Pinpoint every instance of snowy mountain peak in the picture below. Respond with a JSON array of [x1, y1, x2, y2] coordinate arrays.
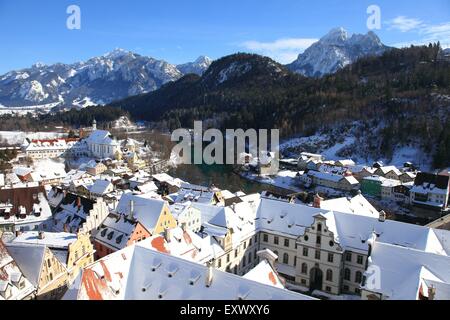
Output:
[[287, 27, 390, 77], [195, 55, 212, 64], [320, 27, 349, 44], [103, 48, 135, 59], [177, 56, 213, 76]]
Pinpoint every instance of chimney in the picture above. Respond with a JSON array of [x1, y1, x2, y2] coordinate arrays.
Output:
[[378, 210, 386, 222], [428, 285, 436, 300], [205, 261, 214, 287], [128, 200, 135, 220], [164, 228, 172, 243], [38, 231, 45, 240], [257, 249, 278, 269], [313, 193, 323, 208]]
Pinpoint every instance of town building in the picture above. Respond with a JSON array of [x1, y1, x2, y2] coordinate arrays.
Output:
[[360, 175, 385, 198], [115, 193, 177, 235], [8, 231, 94, 284], [305, 170, 360, 192], [85, 129, 120, 160], [0, 240, 35, 300], [65, 243, 314, 300], [21, 138, 81, 160], [5, 242, 68, 299], [410, 172, 450, 219], [92, 212, 151, 259], [85, 160, 107, 176], [374, 166, 402, 180], [51, 191, 109, 234], [0, 185, 52, 234], [169, 202, 202, 233], [89, 179, 114, 199]]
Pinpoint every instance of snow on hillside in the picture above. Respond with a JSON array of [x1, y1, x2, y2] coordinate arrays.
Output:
[[280, 131, 432, 170], [0, 131, 66, 145]]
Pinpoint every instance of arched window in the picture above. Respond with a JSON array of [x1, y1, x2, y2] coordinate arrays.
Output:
[[317, 223, 322, 232], [283, 253, 289, 264], [344, 268, 351, 281], [301, 263, 308, 275], [326, 269, 333, 282], [355, 271, 363, 283]]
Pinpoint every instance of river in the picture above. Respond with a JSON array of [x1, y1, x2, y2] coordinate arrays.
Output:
[[168, 163, 293, 195]]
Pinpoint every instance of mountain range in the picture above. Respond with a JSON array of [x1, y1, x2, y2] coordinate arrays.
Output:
[[0, 49, 212, 109], [0, 28, 390, 110], [287, 27, 390, 77]]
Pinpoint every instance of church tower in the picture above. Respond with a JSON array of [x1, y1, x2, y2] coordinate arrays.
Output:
[[92, 119, 97, 131]]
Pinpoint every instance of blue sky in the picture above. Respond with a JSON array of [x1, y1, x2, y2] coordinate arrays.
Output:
[[0, 0, 449, 74]]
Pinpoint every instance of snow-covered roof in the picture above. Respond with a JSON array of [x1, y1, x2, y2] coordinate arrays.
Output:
[[74, 244, 314, 300], [381, 178, 401, 188], [0, 241, 35, 300], [93, 214, 140, 251], [141, 227, 214, 264], [11, 231, 77, 249], [243, 259, 285, 289], [307, 170, 351, 183], [13, 167, 33, 177], [377, 166, 402, 176], [4, 243, 46, 287], [320, 194, 379, 217], [85, 130, 118, 146], [89, 179, 113, 196], [115, 193, 167, 232], [363, 241, 450, 300]]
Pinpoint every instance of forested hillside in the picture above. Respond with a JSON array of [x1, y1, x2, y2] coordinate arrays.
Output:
[[110, 45, 450, 168]]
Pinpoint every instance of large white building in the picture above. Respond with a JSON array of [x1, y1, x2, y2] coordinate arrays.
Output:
[[188, 192, 450, 299], [85, 130, 120, 160]]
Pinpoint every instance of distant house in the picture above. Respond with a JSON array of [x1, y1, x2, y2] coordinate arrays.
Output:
[[92, 212, 151, 259], [400, 171, 416, 184], [335, 159, 356, 167], [174, 183, 225, 206], [380, 178, 402, 201], [85, 161, 107, 176], [22, 138, 81, 160], [30, 167, 67, 186], [351, 166, 377, 182], [374, 166, 402, 181], [361, 175, 386, 198], [307, 170, 360, 192], [410, 173, 450, 218], [89, 179, 114, 199], [392, 183, 413, 205]]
